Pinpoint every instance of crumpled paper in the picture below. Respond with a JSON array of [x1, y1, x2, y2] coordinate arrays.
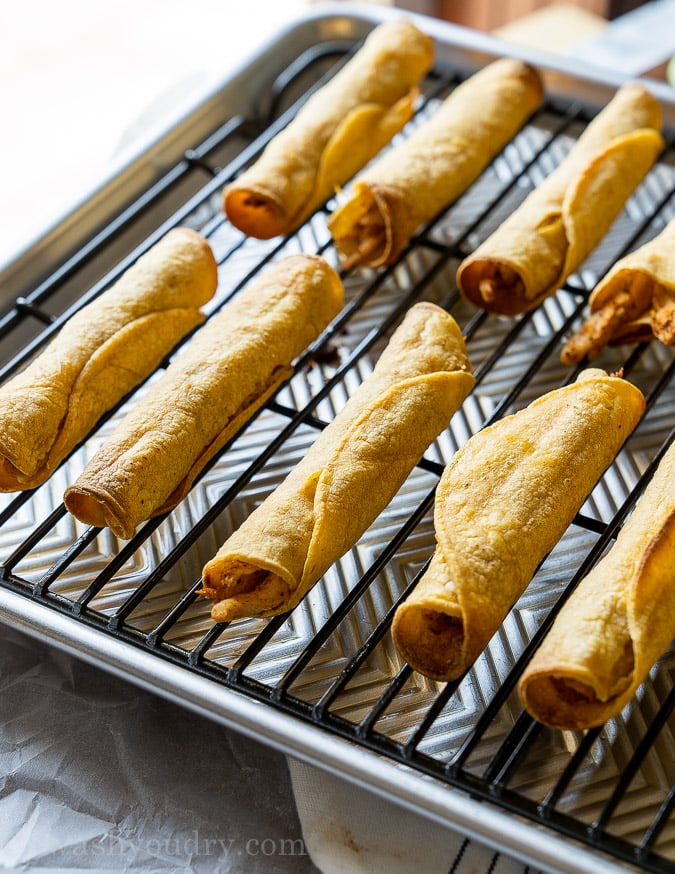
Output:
[[0, 625, 317, 873]]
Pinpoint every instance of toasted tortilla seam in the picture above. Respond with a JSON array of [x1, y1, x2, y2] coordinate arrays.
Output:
[[63, 255, 344, 539], [223, 19, 434, 239], [0, 228, 218, 491], [202, 302, 475, 621], [519, 441, 675, 729], [328, 57, 543, 267], [457, 84, 664, 315], [561, 216, 675, 362], [391, 369, 646, 682]]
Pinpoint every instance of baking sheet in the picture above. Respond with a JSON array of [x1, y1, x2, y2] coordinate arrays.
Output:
[[0, 5, 673, 873]]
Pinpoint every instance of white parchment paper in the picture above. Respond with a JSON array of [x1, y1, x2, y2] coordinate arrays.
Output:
[[0, 625, 317, 873]]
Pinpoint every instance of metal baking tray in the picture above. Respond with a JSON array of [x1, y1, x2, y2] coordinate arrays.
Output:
[[1, 4, 673, 873]]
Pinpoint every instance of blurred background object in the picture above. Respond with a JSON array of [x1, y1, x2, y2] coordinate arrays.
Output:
[[417, 0, 644, 31]]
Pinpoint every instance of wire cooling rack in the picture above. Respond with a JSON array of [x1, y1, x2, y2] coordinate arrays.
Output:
[[1, 11, 674, 873]]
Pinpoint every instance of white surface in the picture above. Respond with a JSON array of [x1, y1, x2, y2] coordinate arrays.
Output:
[[290, 760, 533, 874], [0, 0, 309, 270]]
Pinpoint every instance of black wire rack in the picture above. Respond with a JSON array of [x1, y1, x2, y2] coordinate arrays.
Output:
[[1, 28, 674, 874]]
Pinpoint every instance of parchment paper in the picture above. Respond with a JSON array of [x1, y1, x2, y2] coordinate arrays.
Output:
[[0, 625, 317, 873]]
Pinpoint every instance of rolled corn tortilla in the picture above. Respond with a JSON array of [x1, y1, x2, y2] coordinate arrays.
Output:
[[0, 228, 218, 492], [328, 58, 543, 268], [391, 369, 645, 683], [222, 19, 434, 239], [201, 302, 475, 622], [63, 254, 344, 539], [561, 216, 675, 363], [457, 84, 664, 315], [519, 440, 675, 730]]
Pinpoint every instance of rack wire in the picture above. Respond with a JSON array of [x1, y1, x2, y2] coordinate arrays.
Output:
[[1, 33, 674, 874]]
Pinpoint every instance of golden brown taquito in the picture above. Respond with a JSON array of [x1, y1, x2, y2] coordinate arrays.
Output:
[[519, 440, 675, 730], [64, 255, 344, 539], [201, 302, 475, 622], [561, 217, 675, 363], [457, 84, 664, 315], [391, 369, 645, 683], [0, 228, 217, 492], [223, 19, 434, 239], [328, 58, 543, 268]]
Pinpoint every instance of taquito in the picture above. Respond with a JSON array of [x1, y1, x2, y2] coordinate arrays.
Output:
[[328, 58, 543, 268], [391, 369, 645, 682], [561, 216, 675, 363], [64, 255, 344, 539], [0, 228, 217, 492], [201, 302, 475, 622], [519, 440, 675, 730], [457, 84, 664, 315], [223, 19, 434, 239]]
